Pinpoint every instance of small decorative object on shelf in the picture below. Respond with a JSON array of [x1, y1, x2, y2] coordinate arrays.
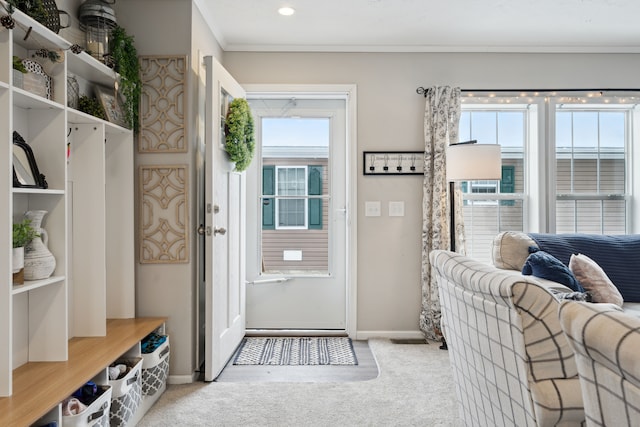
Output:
[[78, 94, 107, 120], [13, 131, 48, 189], [0, 13, 16, 30], [12, 218, 39, 285], [23, 210, 56, 281], [96, 85, 127, 127], [6, 0, 70, 33], [20, 58, 52, 99], [67, 74, 79, 109], [69, 43, 83, 54], [12, 55, 26, 89], [78, 0, 117, 62], [32, 48, 63, 63], [224, 98, 255, 171]]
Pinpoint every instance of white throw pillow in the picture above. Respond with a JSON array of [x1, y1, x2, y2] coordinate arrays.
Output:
[[569, 253, 624, 307], [491, 231, 538, 270]]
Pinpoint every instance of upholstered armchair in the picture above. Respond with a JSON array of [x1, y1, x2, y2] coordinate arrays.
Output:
[[559, 301, 640, 427], [430, 250, 585, 426]]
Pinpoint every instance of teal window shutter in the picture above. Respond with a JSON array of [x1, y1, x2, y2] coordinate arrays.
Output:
[[500, 165, 515, 192], [308, 165, 323, 230], [262, 166, 275, 229], [500, 165, 515, 206]]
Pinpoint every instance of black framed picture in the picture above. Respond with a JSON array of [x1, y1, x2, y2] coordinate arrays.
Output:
[[12, 131, 48, 189]]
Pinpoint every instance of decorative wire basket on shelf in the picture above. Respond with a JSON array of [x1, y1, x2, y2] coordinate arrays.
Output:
[[40, 0, 70, 33], [67, 74, 79, 109]]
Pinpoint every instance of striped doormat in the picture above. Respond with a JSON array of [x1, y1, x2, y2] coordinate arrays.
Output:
[[233, 337, 358, 366]]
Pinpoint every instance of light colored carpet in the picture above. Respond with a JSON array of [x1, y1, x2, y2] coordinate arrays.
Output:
[[137, 338, 462, 427]]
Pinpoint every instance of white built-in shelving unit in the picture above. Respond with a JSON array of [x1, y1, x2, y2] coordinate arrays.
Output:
[[0, 3, 140, 420]]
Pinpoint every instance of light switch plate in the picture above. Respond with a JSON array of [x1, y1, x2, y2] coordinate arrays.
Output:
[[365, 201, 381, 217], [389, 201, 405, 217]]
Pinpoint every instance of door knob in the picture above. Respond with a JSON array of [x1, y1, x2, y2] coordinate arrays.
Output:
[[214, 227, 226, 235], [198, 224, 213, 236]]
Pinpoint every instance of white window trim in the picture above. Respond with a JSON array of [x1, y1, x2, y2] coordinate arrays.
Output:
[[548, 98, 633, 233], [275, 165, 308, 230], [460, 101, 533, 228], [462, 94, 637, 234]]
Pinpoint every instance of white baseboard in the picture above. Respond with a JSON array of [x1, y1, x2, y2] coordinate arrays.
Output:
[[356, 330, 425, 340], [168, 373, 198, 385]]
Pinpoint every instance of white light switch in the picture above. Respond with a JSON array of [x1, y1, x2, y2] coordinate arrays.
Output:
[[365, 201, 381, 217], [389, 201, 405, 217]]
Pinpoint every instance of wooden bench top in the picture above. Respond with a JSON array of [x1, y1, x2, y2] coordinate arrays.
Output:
[[0, 317, 167, 427]]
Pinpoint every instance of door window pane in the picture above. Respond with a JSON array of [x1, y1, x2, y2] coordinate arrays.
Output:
[[259, 115, 330, 274]]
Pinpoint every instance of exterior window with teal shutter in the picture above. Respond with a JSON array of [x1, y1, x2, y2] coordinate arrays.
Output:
[[263, 164, 323, 230], [262, 166, 275, 229], [500, 165, 515, 206], [308, 165, 323, 230]]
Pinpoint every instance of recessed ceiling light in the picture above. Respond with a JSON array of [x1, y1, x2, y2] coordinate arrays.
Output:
[[278, 7, 295, 16]]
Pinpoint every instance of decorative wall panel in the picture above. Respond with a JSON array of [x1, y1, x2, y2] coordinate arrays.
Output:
[[140, 165, 189, 263], [139, 56, 187, 153]]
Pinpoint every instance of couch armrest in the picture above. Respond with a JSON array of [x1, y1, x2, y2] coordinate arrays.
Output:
[[530, 378, 585, 426], [511, 281, 578, 382]]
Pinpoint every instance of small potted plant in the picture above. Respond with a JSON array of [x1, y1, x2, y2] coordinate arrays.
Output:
[[12, 218, 38, 284], [12, 55, 27, 89]]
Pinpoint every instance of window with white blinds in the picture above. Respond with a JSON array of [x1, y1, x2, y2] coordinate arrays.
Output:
[[459, 94, 635, 263], [554, 106, 628, 234], [458, 105, 528, 261]]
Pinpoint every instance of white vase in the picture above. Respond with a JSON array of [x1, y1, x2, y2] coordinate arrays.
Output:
[[23, 210, 56, 281], [12, 246, 24, 284], [12, 246, 24, 273]]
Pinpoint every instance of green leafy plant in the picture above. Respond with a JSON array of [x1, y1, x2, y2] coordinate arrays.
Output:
[[6, 0, 49, 25], [78, 94, 106, 120], [109, 26, 141, 133], [12, 56, 27, 73], [13, 219, 38, 248], [224, 98, 255, 172]]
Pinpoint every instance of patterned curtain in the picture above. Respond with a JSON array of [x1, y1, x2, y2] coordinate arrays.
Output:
[[420, 86, 462, 341]]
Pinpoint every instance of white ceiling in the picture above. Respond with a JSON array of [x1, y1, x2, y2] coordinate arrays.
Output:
[[195, 0, 640, 53]]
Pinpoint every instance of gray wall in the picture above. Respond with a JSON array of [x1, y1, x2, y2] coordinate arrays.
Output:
[[115, 0, 223, 381], [70, 0, 640, 379], [222, 51, 640, 335]]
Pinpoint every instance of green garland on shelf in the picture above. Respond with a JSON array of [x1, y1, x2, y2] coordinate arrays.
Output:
[[224, 98, 255, 172], [109, 26, 141, 133]]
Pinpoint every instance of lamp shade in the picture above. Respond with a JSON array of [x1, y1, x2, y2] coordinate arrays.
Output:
[[446, 143, 502, 181]]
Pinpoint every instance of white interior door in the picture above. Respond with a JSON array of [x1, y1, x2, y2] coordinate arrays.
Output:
[[203, 56, 246, 380], [245, 95, 349, 330]]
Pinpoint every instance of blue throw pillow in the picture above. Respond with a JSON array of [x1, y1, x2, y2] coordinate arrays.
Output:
[[522, 248, 585, 292]]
